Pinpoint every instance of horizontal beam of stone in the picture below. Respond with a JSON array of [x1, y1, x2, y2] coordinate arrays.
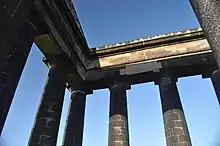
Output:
[[31, 1, 215, 84], [85, 51, 215, 89], [88, 39, 210, 69]]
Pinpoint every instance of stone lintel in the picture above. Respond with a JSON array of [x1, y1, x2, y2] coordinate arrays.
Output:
[[87, 39, 210, 69]]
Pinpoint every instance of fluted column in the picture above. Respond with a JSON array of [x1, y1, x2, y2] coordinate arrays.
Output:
[[189, 0, 220, 67], [108, 83, 130, 146], [0, 23, 35, 135], [62, 87, 87, 146], [28, 57, 67, 146], [157, 75, 191, 146]]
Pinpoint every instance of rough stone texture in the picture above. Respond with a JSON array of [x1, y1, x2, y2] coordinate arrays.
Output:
[[93, 28, 203, 51], [158, 76, 191, 146], [88, 39, 210, 69], [0, 0, 33, 73], [65, 0, 85, 38], [0, 23, 35, 135], [108, 84, 129, 146], [190, 0, 220, 68], [211, 69, 220, 104], [62, 90, 86, 146], [28, 61, 67, 146]]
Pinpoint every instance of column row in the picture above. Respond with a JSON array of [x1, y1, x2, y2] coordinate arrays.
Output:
[[1, 0, 220, 145], [27, 68, 196, 146]]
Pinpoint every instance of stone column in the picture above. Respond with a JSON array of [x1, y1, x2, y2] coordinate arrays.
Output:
[[210, 69, 220, 104], [62, 87, 87, 146], [28, 57, 67, 146], [157, 75, 191, 146], [0, 0, 33, 72], [189, 0, 220, 68], [0, 23, 35, 135], [108, 83, 130, 146]]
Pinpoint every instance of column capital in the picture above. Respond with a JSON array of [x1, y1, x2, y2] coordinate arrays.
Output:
[[70, 90, 86, 95], [42, 54, 70, 70], [105, 71, 131, 90], [154, 70, 178, 85], [109, 82, 131, 91], [202, 66, 218, 79], [67, 74, 93, 95], [68, 84, 93, 95]]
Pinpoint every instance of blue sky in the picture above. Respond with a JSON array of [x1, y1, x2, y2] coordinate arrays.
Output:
[[1, 0, 220, 146]]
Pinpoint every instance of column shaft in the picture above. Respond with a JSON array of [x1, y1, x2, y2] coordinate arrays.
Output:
[[0, 0, 33, 72], [0, 23, 35, 135], [158, 76, 191, 146], [62, 90, 86, 146], [211, 69, 220, 104], [108, 84, 129, 146], [28, 62, 67, 146], [190, 0, 220, 67]]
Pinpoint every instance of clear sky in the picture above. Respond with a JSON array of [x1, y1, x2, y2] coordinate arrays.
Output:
[[1, 0, 220, 146]]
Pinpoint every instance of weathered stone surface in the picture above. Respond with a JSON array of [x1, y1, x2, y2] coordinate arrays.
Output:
[[0, 23, 35, 135], [28, 60, 67, 146], [190, 0, 220, 67], [62, 90, 86, 146], [0, 0, 33, 72], [108, 83, 129, 146], [34, 0, 88, 68], [158, 76, 191, 146], [88, 39, 210, 69], [92, 28, 203, 51]]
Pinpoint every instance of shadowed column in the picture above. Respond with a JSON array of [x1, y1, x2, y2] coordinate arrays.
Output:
[[28, 57, 67, 146], [0, 23, 35, 135], [108, 83, 130, 146], [190, 0, 220, 67], [0, 0, 34, 135], [157, 76, 191, 146], [211, 70, 220, 104], [62, 88, 87, 146], [202, 68, 220, 105], [0, 0, 33, 73]]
